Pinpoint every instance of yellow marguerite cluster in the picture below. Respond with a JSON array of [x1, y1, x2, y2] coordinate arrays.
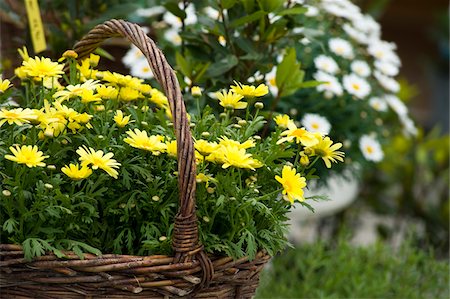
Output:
[[277, 122, 319, 147], [205, 137, 262, 170], [306, 137, 345, 168], [53, 80, 100, 102], [0, 108, 37, 127], [76, 146, 121, 179], [0, 78, 12, 93], [5, 145, 49, 168], [215, 90, 247, 110], [34, 101, 92, 137], [124, 129, 167, 155], [275, 165, 307, 204], [114, 110, 133, 127], [19, 57, 64, 80], [230, 81, 269, 98], [61, 163, 92, 180], [274, 114, 295, 129]]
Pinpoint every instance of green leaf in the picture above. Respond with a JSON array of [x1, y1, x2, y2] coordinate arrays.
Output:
[[222, 0, 238, 9], [206, 55, 238, 77], [277, 7, 308, 16], [297, 80, 323, 89], [276, 48, 306, 97], [3, 218, 18, 234], [164, 2, 186, 19], [175, 52, 191, 77], [230, 11, 267, 28], [257, 0, 284, 12], [94, 48, 115, 61]]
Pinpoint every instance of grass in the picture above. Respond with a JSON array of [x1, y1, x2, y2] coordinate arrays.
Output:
[[255, 238, 449, 299]]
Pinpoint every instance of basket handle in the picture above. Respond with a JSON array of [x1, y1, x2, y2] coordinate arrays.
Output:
[[72, 19, 213, 286]]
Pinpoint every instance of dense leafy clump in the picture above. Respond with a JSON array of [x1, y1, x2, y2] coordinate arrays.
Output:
[[0, 51, 342, 260]]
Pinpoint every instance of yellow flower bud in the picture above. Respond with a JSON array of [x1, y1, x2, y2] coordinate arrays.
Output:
[[62, 50, 78, 59], [255, 102, 264, 109], [191, 86, 202, 96]]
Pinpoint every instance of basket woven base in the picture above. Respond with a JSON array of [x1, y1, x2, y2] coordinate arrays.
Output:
[[0, 245, 270, 298]]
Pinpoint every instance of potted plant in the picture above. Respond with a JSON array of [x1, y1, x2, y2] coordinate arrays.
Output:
[[0, 20, 343, 297]]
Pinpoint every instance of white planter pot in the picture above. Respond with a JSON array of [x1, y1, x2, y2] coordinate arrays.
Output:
[[289, 170, 360, 221]]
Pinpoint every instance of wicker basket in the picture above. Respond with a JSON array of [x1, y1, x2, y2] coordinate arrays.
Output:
[[0, 19, 271, 298]]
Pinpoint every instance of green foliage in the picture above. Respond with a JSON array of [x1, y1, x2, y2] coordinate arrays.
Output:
[[256, 237, 450, 298], [362, 127, 449, 254], [0, 54, 339, 260]]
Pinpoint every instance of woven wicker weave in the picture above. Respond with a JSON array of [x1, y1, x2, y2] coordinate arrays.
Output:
[[0, 19, 271, 298]]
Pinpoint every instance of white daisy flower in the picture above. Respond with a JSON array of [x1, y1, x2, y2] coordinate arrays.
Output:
[[247, 71, 264, 83], [369, 97, 388, 112], [163, 3, 197, 29], [343, 74, 371, 99], [314, 55, 340, 74], [314, 71, 343, 97], [164, 29, 182, 46], [204, 7, 220, 20], [374, 71, 400, 93], [374, 60, 399, 77], [359, 135, 384, 162], [320, 1, 360, 20], [135, 6, 165, 18], [400, 115, 418, 137], [368, 40, 401, 66], [384, 94, 408, 117], [265, 67, 278, 96], [328, 38, 354, 59], [130, 59, 154, 79], [343, 23, 368, 44], [301, 113, 331, 135], [351, 60, 371, 77], [122, 45, 145, 67], [305, 5, 319, 17], [351, 15, 381, 37]]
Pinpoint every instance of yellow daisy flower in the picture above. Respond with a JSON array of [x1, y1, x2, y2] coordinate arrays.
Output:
[[215, 90, 247, 109], [308, 136, 345, 168], [0, 78, 12, 93], [76, 146, 121, 179], [274, 114, 295, 129], [53, 80, 99, 102], [96, 85, 119, 100], [275, 165, 307, 203], [21, 57, 64, 79], [220, 145, 263, 170], [277, 122, 319, 147], [166, 140, 177, 157], [124, 129, 167, 155], [119, 87, 141, 102], [114, 110, 133, 127], [150, 89, 169, 108], [61, 163, 92, 180], [230, 81, 269, 97], [195, 140, 218, 156], [0, 108, 37, 127], [5, 145, 49, 168], [219, 136, 255, 149]]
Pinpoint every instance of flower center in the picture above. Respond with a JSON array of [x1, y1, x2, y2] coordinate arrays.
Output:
[[312, 123, 319, 130], [366, 146, 374, 154], [352, 83, 360, 91], [269, 77, 276, 87]]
